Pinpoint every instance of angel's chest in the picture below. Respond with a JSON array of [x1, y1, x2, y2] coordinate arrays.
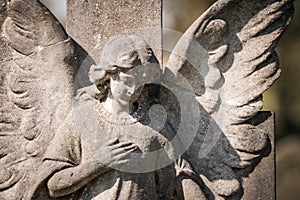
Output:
[[80, 121, 163, 160]]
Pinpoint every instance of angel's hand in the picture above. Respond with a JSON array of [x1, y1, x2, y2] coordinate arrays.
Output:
[[95, 138, 138, 168], [46, 138, 138, 198]]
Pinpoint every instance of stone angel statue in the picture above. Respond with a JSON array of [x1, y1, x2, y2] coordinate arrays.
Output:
[[0, 0, 294, 200]]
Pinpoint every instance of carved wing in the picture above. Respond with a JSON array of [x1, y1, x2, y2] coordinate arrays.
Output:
[[166, 0, 294, 198], [0, 0, 75, 199]]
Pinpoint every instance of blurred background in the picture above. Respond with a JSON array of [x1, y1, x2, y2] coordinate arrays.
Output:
[[41, 0, 300, 199]]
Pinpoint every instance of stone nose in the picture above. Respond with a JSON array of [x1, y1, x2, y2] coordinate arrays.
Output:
[[127, 86, 135, 95]]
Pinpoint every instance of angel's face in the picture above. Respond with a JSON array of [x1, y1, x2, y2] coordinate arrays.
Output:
[[109, 63, 160, 105], [110, 70, 143, 105]]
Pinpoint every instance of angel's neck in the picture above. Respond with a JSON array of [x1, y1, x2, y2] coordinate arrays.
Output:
[[101, 93, 133, 122]]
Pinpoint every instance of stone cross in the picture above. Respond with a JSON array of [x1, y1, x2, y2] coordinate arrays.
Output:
[[67, 0, 162, 62]]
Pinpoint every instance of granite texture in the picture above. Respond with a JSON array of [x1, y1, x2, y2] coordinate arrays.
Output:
[[0, 0, 294, 199], [66, 0, 162, 62], [242, 112, 275, 200]]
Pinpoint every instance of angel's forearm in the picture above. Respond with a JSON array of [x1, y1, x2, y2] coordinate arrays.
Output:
[[47, 160, 112, 197]]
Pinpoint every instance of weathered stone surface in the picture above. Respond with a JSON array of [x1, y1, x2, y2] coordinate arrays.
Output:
[[0, 0, 76, 199], [242, 112, 275, 200], [0, 0, 294, 199], [165, 0, 293, 198], [66, 0, 162, 62]]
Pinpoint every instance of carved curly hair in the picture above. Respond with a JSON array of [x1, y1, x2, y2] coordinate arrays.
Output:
[[88, 35, 159, 98]]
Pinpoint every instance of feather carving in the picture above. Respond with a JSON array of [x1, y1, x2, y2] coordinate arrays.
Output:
[[0, 0, 76, 199], [166, 0, 294, 198]]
